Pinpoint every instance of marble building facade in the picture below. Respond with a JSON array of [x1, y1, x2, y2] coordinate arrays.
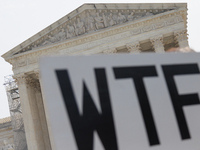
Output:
[[2, 3, 188, 150]]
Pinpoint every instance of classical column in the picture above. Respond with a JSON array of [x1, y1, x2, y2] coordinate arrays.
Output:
[[13, 74, 45, 150], [126, 41, 141, 53], [150, 35, 165, 53], [34, 71, 52, 150], [103, 48, 117, 54], [174, 29, 189, 48]]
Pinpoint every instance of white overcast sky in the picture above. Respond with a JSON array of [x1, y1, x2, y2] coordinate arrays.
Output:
[[0, 0, 199, 118]]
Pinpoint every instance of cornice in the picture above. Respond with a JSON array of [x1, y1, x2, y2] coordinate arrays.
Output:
[[6, 8, 186, 71]]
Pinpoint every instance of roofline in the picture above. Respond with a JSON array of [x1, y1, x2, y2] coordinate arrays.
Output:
[[2, 3, 187, 59]]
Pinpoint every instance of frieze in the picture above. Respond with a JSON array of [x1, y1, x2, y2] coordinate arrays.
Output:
[[131, 28, 141, 35], [103, 48, 117, 54], [14, 8, 175, 55], [63, 13, 182, 54], [142, 25, 153, 32], [9, 10, 186, 70], [166, 18, 176, 25], [154, 22, 165, 28], [63, 31, 132, 54], [18, 61, 27, 67]]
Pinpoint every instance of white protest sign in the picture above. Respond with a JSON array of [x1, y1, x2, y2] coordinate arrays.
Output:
[[40, 53, 200, 150]]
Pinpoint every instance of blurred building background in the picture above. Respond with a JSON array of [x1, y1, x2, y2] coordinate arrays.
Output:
[[0, 117, 14, 149], [1, 3, 188, 150]]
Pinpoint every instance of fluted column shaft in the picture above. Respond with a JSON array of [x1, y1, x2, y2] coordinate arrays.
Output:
[[13, 74, 46, 150], [103, 48, 117, 54], [34, 71, 52, 150]]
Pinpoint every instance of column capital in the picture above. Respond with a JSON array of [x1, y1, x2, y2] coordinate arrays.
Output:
[[103, 48, 117, 54], [25, 76, 35, 85], [174, 29, 188, 48], [34, 70, 41, 80], [126, 41, 141, 53], [150, 35, 163, 48], [13, 74, 40, 90], [13, 74, 26, 84], [25, 76, 41, 91], [150, 35, 165, 53], [174, 29, 188, 42], [33, 80, 41, 92]]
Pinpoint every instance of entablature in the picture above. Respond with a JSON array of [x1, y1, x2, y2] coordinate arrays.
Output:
[[3, 6, 187, 75]]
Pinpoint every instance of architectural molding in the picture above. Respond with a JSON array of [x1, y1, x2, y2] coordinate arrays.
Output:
[[103, 48, 117, 54], [5, 10, 186, 71], [12, 8, 175, 55]]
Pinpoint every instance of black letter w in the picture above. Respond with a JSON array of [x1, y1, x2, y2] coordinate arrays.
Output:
[[56, 68, 118, 150]]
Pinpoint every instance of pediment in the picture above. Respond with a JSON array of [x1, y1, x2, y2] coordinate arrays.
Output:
[[2, 3, 187, 59]]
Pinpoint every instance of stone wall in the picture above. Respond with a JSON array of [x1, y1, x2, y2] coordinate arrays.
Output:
[[0, 117, 14, 150]]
